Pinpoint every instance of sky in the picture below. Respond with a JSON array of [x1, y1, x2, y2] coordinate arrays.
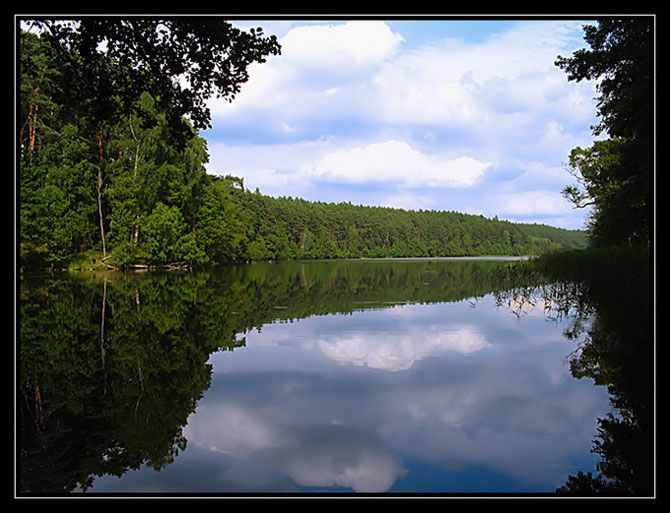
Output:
[[201, 18, 601, 230]]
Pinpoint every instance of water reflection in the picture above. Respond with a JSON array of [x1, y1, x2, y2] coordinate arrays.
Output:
[[186, 297, 606, 493], [312, 320, 492, 370], [17, 258, 652, 495]]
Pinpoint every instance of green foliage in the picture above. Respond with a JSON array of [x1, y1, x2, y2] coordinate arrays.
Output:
[[225, 192, 587, 262], [30, 19, 281, 148], [556, 19, 651, 247], [555, 19, 651, 143], [194, 177, 247, 263], [19, 22, 586, 272], [563, 138, 648, 247], [141, 203, 187, 264]]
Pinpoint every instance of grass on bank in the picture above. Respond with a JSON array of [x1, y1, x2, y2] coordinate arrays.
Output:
[[532, 245, 651, 290]]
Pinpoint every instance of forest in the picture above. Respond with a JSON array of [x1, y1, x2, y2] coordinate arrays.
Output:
[[18, 18, 650, 272], [18, 20, 587, 272]]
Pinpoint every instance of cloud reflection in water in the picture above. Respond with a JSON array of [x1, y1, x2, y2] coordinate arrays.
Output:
[[179, 298, 610, 492], [89, 296, 609, 493]]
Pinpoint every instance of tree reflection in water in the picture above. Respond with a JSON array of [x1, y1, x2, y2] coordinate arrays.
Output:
[[17, 255, 652, 495], [494, 248, 652, 496]]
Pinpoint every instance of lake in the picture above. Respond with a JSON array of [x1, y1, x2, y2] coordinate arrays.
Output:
[[17, 257, 652, 496]]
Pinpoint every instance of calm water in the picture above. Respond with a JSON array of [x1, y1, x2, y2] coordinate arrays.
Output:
[[17, 258, 652, 496]]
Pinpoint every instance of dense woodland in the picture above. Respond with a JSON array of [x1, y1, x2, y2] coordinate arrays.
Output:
[[18, 20, 587, 272]]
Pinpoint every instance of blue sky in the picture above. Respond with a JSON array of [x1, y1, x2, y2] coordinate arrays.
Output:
[[202, 18, 600, 230]]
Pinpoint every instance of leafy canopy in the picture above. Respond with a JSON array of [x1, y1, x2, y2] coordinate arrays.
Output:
[[555, 18, 652, 247], [30, 18, 281, 147]]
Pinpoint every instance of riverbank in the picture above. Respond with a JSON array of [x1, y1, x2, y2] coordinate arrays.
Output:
[[532, 246, 650, 284]]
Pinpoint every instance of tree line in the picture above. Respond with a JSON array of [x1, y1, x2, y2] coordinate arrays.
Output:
[[18, 21, 588, 271], [214, 180, 587, 263]]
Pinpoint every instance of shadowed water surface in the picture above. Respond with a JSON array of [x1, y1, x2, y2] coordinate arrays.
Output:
[[17, 258, 652, 496]]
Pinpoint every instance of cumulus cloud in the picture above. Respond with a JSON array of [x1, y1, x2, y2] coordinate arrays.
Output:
[[209, 21, 403, 121], [309, 140, 492, 188], [209, 20, 595, 146], [370, 21, 595, 131], [267, 428, 407, 492], [203, 19, 598, 229], [279, 21, 404, 67], [209, 139, 492, 194]]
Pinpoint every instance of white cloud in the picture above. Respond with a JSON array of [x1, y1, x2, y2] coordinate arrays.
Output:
[[507, 160, 574, 190], [370, 21, 595, 131], [273, 440, 406, 492], [279, 21, 403, 67], [310, 140, 491, 188], [184, 403, 275, 457], [209, 20, 596, 142], [205, 139, 331, 197], [184, 396, 407, 492], [208, 21, 403, 120], [209, 139, 492, 195], [495, 190, 574, 217], [203, 20, 597, 229]]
